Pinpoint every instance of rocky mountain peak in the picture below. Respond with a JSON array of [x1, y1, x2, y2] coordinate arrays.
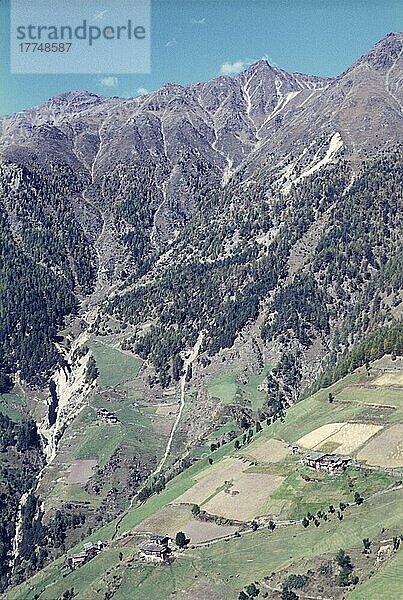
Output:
[[42, 90, 106, 112], [349, 31, 403, 72], [243, 58, 273, 75], [0, 34, 401, 206]]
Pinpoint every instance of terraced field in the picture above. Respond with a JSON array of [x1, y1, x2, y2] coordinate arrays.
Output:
[[7, 360, 403, 599], [357, 424, 403, 467], [10, 488, 403, 600], [336, 385, 403, 408], [297, 422, 383, 454], [39, 360, 403, 527]]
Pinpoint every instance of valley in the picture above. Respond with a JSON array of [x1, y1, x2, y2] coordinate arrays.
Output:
[[6, 358, 403, 599], [0, 31, 402, 599]]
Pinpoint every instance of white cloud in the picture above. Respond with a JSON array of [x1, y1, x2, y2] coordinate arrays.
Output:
[[135, 87, 149, 96], [191, 18, 205, 24], [99, 76, 119, 88], [219, 60, 249, 76]]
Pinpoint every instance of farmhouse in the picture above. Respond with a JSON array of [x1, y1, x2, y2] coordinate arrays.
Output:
[[149, 534, 170, 545], [65, 540, 105, 570], [65, 553, 87, 570], [304, 452, 325, 468], [83, 540, 104, 556], [138, 543, 171, 563], [303, 452, 351, 474], [97, 407, 119, 425], [138, 534, 172, 563]]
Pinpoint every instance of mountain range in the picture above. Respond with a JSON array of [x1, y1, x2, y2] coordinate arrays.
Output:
[[0, 32, 402, 595]]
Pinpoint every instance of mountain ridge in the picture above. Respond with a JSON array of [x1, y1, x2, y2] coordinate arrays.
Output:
[[3, 32, 401, 118], [0, 33, 402, 593], [0, 32, 401, 384]]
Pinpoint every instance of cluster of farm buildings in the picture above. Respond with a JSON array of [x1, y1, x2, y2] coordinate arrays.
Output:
[[64, 437, 384, 572], [65, 535, 174, 571], [65, 540, 105, 570], [138, 535, 173, 563], [303, 452, 352, 474], [97, 407, 119, 425], [288, 444, 353, 474]]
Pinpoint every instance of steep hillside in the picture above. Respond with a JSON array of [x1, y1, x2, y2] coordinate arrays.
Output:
[[0, 33, 401, 388], [7, 358, 403, 599], [110, 151, 402, 401], [0, 33, 402, 593]]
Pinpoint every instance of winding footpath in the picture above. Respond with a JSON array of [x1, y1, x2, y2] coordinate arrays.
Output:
[[112, 331, 204, 538], [154, 331, 204, 476]]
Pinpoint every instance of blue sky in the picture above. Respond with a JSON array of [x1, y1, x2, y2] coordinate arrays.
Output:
[[0, 0, 402, 115]]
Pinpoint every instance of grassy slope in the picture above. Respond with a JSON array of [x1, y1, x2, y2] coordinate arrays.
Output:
[[207, 372, 238, 404], [336, 385, 403, 408], [8, 364, 403, 599], [0, 380, 41, 424], [41, 341, 156, 509], [89, 342, 142, 388], [74, 341, 160, 467], [207, 422, 240, 439], [10, 489, 402, 600], [348, 549, 403, 599], [0, 392, 26, 421], [74, 397, 162, 468], [207, 364, 271, 409], [265, 465, 397, 519]]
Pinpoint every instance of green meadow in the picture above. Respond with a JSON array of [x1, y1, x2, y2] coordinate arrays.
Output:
[[8, 363, 403, 600], [11, 488, 403, 600], [348, 548, 403, 599], [89, 341, 142, 388], [207, 363, 271, 409], [74, 396, 163, 468], [0, 392, 26, 421]]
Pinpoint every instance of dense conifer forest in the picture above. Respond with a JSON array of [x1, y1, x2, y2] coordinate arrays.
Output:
[[109, 152, 402, 393]]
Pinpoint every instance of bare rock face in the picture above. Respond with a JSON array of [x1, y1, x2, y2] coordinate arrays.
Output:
[[0, 33, 401, 381], [357, 31, 402, 70], [1, 34, 402, 256]]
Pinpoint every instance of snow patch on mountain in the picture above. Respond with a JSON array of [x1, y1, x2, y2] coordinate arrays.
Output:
[[282, 132, 344, 193], [222, 157, 234, 187]]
